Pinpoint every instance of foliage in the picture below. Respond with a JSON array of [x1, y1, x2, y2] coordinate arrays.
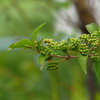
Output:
[[9, 23, 100, 81], [0, 0, 53, 37]]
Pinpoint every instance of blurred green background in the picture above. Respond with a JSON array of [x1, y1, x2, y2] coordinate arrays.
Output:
[[0, 0, 100, 100]]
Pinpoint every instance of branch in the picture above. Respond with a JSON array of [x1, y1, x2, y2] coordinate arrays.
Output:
[[50, 53, 100, 59]]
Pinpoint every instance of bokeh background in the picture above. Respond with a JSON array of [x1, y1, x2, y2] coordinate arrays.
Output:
[[0, 0, 100, 100]]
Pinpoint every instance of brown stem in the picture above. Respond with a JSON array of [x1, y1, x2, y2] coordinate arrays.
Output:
[[66, 51, 71, 57], [50, 53, 100, 59], [50, 55, 78, 59]]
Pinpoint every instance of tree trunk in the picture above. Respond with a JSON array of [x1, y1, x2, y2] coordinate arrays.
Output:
[[74, 0, 97, 100], [74, 0, 96, 33]]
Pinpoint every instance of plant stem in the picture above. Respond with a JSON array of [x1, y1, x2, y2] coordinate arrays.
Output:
[[50, 53, 100, 59], [50, 55, 78, 59]]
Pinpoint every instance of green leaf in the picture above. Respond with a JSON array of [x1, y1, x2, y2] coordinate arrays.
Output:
[[9, 39, 33, 49], [98, 30, 100, 39], [38, 54, 47, 64], [38, 54, 48, 70], [85, 23, 99, 34], [78, 54, 88, 74], [94, 61, 100, 81], [31, 23, 46, 46]]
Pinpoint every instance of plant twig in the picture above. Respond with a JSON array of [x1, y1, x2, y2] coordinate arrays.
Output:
[[50, 53, 100, 59]]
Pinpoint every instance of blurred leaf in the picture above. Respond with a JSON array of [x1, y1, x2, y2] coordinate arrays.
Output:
[[97, 30, 100, 39], [78, 54, 88, 74], [95, 60, 100, 81], [38, 54, 48, 70], [31, 23, 46, 45], [85, 23, 99, 34], [54, 0, 72, 9], [38, 54, 47, 65], [9, 39, 33, 49]]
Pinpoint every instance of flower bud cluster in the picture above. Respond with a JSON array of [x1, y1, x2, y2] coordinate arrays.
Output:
[[90, 55, 99, 63], [70, 38, 80, 50], [79, 43, 89, 56], [60, 40, 67, 50], [90, 51, 100, 63], [45, 39, 67, 51], [46, 61, 59, 70], [79, 34, 89, 41], [40, 46, 51, 56], [48, 41, 60, 50], [34, 40, 38, 48], [34, 40, 41, 52], [87, 32, 99, 48], [43, 38, 53, 43]]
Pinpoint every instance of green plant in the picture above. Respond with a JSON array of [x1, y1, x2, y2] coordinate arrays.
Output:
[[8, 23, 100, 80]]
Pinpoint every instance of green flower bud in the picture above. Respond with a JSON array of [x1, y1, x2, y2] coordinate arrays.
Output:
[[46, 61, 59, 70]]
